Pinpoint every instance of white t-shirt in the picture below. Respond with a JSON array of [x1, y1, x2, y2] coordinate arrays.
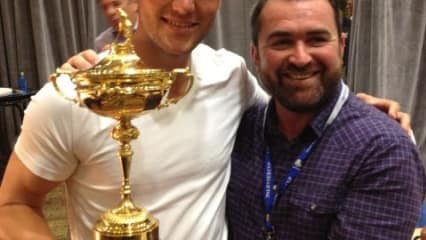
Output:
[[15, 43, 265, 240]]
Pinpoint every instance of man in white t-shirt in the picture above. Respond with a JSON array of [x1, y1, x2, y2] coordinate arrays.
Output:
[[95, 0, 138, 52], [0, 1, 260, 239], [0, 0, 411, 239]]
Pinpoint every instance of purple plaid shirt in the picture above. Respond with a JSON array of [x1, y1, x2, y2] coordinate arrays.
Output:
[[227, 85, 426, 240]]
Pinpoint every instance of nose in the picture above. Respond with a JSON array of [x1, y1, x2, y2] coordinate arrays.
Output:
[[172, 0, 195, 15], [288, 42, 312, 67], [106, 7, 118, 20], [105, 5, 116, 15]]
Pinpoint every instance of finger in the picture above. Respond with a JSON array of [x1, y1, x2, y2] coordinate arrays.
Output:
[[65, 55, 92, 71], [59, 62, 77, 72], [79, 49, 99, 65], [396, 111, 412, 136], [356, 93, 400, 118], [381, 99, 400, 119], [355, 92, 371, 102], [101, 44, 112, 52], [63, 49, 98, 71], [356, 92, 379, 107]]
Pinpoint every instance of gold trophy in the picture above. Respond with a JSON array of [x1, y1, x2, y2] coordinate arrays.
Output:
[[51, 9, 193, 240]]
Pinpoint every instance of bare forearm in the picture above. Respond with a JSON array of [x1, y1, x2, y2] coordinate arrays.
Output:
[[0, 204, 54, 240]]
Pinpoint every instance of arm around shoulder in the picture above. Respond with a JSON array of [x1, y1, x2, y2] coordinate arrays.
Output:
[[0, 152, 60, 240]]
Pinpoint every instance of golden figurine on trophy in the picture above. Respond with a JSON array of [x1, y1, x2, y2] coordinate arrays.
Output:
[[51, 9, 193, 240]]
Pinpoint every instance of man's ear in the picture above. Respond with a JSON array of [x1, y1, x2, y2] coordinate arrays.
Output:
[[250, 41, 260, 70]]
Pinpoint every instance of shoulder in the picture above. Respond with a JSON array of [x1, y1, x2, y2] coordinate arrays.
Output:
[[190, 44, 265, 106], [192, 43, 247, 64], [25, 82, 74, 120], [20, 82, 85, 140], [334, 94, 412, 147], [322, 93, 425, 193], [95, 27, 115, 51], [190, 43, 263, 101], [191, 44, 250, 80], [328, 94, 422, 172], [335, 95, 426, 207], [22, 82, 94, 136], [95, 27, 115, 40], [15, 83, 83, 181]]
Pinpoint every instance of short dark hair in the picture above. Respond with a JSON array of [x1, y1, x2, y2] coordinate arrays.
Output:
[[250, 0, 342, 46]]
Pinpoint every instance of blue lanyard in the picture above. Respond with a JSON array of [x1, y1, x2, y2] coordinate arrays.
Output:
[[262, 83, 349, 238]]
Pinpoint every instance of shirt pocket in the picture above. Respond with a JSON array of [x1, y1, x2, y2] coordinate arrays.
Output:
[[289, 190, 339, 213], [284, 188, 342, 230]]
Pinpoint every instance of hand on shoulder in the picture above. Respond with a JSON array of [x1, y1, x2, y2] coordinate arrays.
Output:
[[356, 92, 411, 136]]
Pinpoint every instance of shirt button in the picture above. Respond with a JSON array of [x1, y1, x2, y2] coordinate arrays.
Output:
[[309, 203, 317, 212]]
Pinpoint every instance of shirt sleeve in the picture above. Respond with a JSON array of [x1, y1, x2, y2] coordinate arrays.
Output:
[[240, 63, 269, 111], [329, 135, 426, 240], [14, 83, 79, 181]]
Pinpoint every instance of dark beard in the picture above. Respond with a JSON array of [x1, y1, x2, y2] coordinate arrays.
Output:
[[274, 87, 335, 113], [269, 69, 341, 113]]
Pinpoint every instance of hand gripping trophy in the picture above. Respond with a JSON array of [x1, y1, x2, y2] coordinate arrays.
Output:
[[51, 9, 193, 240]]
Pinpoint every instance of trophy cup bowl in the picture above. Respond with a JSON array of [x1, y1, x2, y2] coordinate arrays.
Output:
[[51, 9, 193, 240]]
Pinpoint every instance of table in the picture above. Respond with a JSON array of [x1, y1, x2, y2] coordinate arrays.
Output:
[[0, 89, 37, 134]]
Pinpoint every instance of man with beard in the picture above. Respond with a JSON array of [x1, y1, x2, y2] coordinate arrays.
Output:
[[0, 0, 414, 239], [226, 0, 426, 239], [1, 0, 251, 239]]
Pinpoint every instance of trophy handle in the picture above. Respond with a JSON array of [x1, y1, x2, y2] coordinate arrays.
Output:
[[163, 68, 193, 105], [51, 69, 79, 103]]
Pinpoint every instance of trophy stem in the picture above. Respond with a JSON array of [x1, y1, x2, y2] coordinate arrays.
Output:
[[113, 117, 138, 199], [93, 117, 159, 240]]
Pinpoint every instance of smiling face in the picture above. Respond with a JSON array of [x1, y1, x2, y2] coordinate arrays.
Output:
[[136, 0, 220, 57], [98, 0, 138, 29], [251, 0, 345, 113]]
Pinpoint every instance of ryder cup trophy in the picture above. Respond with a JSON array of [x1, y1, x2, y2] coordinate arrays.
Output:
[[51, 9, 193, 240]]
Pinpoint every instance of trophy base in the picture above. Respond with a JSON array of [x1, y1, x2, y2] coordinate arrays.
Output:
[[94, 229, 159, 240], [93, 198, 159, 240]]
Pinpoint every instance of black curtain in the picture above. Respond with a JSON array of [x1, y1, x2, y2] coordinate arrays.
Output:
[[0, 0, 107, 179]]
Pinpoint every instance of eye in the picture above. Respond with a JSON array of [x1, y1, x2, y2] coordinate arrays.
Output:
[[307, 36, 329, 46], [112, 1, 121, 7], [270, 38, 293, 49]]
